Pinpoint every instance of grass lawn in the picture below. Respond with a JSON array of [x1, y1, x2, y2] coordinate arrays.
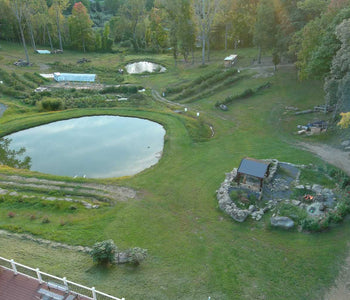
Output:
[[0, 42, 349, 299]]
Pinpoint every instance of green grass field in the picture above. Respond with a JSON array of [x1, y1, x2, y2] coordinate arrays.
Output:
[[0, 42, 349, 299]]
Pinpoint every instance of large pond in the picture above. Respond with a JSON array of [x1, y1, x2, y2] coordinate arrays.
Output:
[[125, 61, 166, 74], [3, 116, 165, 178]]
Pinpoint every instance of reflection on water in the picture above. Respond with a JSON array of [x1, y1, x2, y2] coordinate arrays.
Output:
[[4, 116, 165, 178], [0, 138, 31, 169], [125, 61, 166, 74]]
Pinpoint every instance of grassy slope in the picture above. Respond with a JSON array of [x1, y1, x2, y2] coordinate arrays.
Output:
[[0, 42, 348, 299]]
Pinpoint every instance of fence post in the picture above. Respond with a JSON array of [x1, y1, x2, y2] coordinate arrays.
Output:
[[36, 268, 43, 284], [63, 277, 68, 287], [91, 287, 97, 300], [10, 259, 18, 275]]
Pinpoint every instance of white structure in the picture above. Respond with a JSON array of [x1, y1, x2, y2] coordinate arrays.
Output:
[[0, 256, 124, 300], [54, 72, 96, 82], [224, 54, 238, 67]]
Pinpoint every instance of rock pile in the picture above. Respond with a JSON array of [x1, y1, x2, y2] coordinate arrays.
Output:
[[216, 159, 337, 227], [216, 168, 250, 222]]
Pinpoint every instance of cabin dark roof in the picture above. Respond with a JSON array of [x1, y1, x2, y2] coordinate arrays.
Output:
[[237, 157, 270, 179]]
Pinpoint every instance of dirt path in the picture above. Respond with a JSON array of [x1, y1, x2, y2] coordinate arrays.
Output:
[[298, 142, 350, 176], [298, 142, 350, 299], [324, 245, 350, 300]]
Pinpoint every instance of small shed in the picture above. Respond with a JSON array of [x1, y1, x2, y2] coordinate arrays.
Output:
[[36, 50, 51, 54], [224, 54, 238, 67], [236, 157, 271, 191], [53, 72, 96, 82]]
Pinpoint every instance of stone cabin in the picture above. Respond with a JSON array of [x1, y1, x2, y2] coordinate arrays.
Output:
[[235, 157, 271, 191]]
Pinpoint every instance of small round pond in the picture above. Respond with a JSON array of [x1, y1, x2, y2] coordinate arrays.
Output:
[[4, 116, 165, 178], [125, 61, 166, 74]]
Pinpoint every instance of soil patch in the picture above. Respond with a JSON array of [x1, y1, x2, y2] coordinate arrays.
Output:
[[0, 173, 137, 203]]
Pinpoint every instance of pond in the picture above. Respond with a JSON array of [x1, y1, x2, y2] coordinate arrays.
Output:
[[125, 61, 166, 74], [3, 116, 165, 178]]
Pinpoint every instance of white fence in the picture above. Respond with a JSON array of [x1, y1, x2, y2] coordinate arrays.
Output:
[[0, 256, 125, 300]]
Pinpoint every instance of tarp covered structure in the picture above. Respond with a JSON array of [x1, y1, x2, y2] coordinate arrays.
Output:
[[53, 72, 96, 82], [36, 50, 51, 54], [224, 54, 238, 67]]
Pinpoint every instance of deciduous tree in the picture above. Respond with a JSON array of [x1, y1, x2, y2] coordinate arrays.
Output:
[[253, 0, 277, 63], [68, 1, 94, 52], [324, 18, 350, 115], [52, 0, 69, 50], [194, 0, 220, 65]]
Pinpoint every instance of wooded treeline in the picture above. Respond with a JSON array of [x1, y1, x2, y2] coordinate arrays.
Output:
[[0, 0, 349, 111]]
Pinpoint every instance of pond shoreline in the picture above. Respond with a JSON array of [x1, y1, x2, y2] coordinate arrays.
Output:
[[0, 103, 7, 118]]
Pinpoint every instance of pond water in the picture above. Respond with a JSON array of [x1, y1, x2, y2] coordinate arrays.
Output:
[[3, 116, 165, 178], [125, 61, 166, 74]]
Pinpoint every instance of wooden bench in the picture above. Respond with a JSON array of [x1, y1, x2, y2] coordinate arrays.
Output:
[[48, 281, 69, 293]]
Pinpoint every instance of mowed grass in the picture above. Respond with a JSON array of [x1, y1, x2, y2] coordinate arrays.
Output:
[[0, 42, 348, 299]]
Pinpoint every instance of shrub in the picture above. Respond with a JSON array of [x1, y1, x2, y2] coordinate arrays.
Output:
[[126, 247, 147, 265], [42, 216, 50, 223], [7, 211, 15, 218], [90, 240, 117, 265], [39, 98, 63, 111], [300, 218, 321, 232], [327, 210, 343, 223]]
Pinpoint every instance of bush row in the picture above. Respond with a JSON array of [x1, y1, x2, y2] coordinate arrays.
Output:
[[23, 72, 47, 85], [100, 85, 142, 94], [184, 76, 243, 104], [173, 69, 238, 101], [215, 82, 271, 108], [0, 69, 28, 91], [0, 84, 28, 98], [165, 69, 225, 95]]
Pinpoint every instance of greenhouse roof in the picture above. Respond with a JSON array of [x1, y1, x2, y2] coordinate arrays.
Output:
[[53, 73, 96, 82]]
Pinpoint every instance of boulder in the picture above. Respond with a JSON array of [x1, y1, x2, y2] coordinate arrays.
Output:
[[341, 140, 350, 147], [270, 216, 294, 229]]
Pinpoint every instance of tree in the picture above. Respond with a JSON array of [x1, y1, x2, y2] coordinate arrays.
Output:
[[290, 5, 350, 80], [177, 0, 196, 63], [120, 0, 146, 51], [194, 0, 220, 65], [324, 18, 350, 115], [146, 7, 168, 53], [10, 0, 30, 64], [90, 240, 117, 265], [0, 138, 31, 169], [52, 0, 69, 50], [102, 23, 113, 51], [338, 112, 350, 128], [68, 1, 94, 52], [253, 0, 277, 63], [0, 0, 17, 42]]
